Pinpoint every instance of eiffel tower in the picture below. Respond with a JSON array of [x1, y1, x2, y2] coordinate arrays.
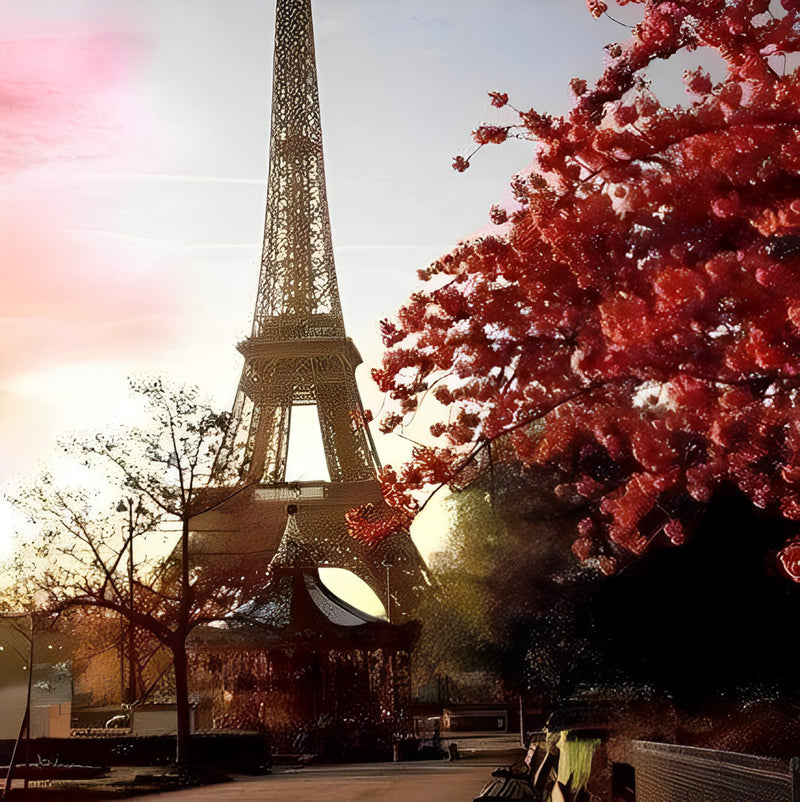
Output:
[[192, 0, 425, 619]]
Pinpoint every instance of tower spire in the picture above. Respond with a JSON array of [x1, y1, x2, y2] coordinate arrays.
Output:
[[254, 0, 342, 336]]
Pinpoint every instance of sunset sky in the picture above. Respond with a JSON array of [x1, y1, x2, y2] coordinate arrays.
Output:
[[0, 1, 668, 564]]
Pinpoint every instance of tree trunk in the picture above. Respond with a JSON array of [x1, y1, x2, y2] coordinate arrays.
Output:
[[174, 513, 193, 769], [173, 638, 191, 768]]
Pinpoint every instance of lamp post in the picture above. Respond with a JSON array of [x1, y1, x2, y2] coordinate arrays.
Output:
[[380, 555, 393, 624], [2, 615, 34, 798], [117, 498, 137, 704]]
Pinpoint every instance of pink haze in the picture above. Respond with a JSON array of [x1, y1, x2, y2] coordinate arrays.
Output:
[[0, 21, 177, 479], [0, 27, 142, 172], [0, 195, 176, 379]]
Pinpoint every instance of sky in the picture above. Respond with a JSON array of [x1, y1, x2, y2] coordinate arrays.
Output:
[[0, 0, 660, 572]]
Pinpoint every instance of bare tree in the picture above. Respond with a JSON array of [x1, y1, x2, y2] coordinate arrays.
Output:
[[7, 378, 256, 769]]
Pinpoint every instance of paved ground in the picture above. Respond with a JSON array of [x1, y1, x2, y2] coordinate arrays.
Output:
[[7, 734, 523, 800], [140, 760, 500, 802]]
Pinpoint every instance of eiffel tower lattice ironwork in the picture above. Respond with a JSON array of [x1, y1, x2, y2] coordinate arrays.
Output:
[[195, 0, 425, 618], [227, 0, 376, 486]]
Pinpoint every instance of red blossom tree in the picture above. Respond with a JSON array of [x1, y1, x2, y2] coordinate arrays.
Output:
[[367, 0, 800, 579]]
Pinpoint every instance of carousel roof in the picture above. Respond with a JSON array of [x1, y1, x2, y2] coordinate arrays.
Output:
[[191, 510, 416, 651]]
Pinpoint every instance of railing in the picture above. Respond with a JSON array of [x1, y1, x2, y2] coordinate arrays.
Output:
[[631, 740, 800, 802], [252, 480, 381, 505], [254, 483, 328, 501]]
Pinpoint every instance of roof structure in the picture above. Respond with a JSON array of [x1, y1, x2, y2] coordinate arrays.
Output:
[[191, 509, 418, 652]]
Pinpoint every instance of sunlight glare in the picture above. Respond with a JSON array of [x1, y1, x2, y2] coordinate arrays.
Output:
[[318, 567, 386, 619]]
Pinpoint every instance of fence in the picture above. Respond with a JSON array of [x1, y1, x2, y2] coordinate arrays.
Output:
[[631, 740, 800, 802]]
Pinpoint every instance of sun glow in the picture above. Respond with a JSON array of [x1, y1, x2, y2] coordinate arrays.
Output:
[[317, 567, 386, 619]]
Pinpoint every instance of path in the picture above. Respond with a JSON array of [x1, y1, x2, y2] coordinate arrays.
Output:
[[141, 760, 498, 802]]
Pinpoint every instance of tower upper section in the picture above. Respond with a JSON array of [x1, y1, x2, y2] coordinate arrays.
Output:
[[252, 0, 344, 341]]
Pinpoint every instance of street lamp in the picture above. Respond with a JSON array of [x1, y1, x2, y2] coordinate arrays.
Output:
[[116, 498, 137, 704], [380, 555, 393, 624]]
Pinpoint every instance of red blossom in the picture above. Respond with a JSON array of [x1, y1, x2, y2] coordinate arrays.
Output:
[[572, 537, 594, 562], [379, 318, 403, 347], [778, 540, 800, 582], [570, 78, 588, 97], [597, 556, 618, 576], [348, 407, 373, 432], [489, 205, 508, 225], [346, 503, 414, 546], [664, 520, 685, 545], [472, 125, 509, 146], [366, 0, 800, 574], [489, 91, 509, 108], [430, 422, 447, 438], [519, 109, 554, 139], [684, 67, 713, 98], [711, 193, 740, 219], [586, 0, 608, 19], [452, 155, 470, 172]]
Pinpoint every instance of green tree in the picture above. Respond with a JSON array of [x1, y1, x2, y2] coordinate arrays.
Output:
[[416, 466, 591, 703]]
